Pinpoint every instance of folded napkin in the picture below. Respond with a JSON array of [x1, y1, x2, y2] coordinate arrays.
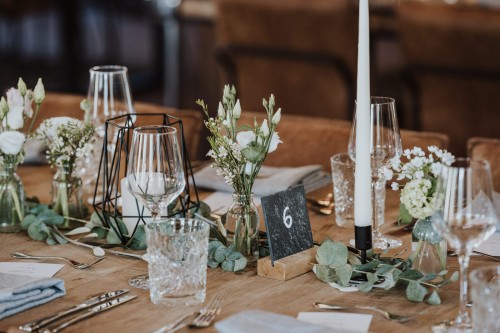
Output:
[[0, 272, 65, 320], [194, 165, 331, 197], [215, 310, 343, 333]]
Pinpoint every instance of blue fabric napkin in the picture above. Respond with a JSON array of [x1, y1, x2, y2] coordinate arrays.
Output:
[[215, 310, 343, 333], [0, 272, 65, 320]]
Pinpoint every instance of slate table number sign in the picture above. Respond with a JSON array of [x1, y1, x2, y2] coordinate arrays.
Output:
[[261, 185, 314, 266]]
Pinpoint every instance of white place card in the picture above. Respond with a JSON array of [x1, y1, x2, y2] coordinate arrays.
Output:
[[0, 262, 64, 278], [297, 312, 372, 333]]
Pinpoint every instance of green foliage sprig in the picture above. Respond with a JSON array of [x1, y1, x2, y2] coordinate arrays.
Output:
[[208, 240, 247, 272], [313, 239, 458, 304]]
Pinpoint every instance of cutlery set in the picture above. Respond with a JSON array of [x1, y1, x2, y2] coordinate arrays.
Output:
[[19, 289, 135, 333]]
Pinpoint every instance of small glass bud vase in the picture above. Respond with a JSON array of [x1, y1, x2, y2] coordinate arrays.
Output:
[[51, 165, 84, 229], [0, 162, 25, 233], [411, 216, 447, 275], [226, 193, 260, 262]]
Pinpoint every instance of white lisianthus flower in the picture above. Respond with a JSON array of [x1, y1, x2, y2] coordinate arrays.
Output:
[[267, 132, 281, 153], [6, 88, 23, 111], [236, 131, 255, 149], [4, 105, 24, 129], [23, 94, 33, 117], [17, 78, 27, 96], [33, 78, 45, 104], [217, 102, 225, 119], [0, 131, 26, 155], [272, 108, 281, 125], [261, 119, 270, 136], [232, 99, 241, 119], [0, 97, 8, 119]]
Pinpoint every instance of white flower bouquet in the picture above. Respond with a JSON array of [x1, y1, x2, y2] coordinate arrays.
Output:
[[0, 78, 44, 230], [197, 85, 281, 260], [390, 146, 455, 223], [35, 101, 95, 224]]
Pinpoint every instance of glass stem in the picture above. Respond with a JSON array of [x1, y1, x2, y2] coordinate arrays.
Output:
[[371, 173, 385, 236], [456, 251, 472, 325]]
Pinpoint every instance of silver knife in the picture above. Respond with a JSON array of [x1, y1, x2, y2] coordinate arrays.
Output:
[[19, 289, 129, 332], [42, 295, 137, 333]]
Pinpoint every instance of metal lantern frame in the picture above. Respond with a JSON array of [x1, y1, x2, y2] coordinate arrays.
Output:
[[92, 113, 200, 244]]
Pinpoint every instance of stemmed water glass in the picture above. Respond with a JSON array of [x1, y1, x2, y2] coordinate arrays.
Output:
[[348, 96, 403, 249], [126, 125, 186, 289], [431, 158, 498, 333]]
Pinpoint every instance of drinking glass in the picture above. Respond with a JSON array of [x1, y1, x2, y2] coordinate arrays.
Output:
[[470, 265, 500, 333], [348, 96, 403, 249], [79, 65, 134, 200], [126, 125, 186, 289], [432, 158, 498, 332]]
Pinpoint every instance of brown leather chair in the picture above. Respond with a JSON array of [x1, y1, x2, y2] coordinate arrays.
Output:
[[237, 111, 449, 171], [468, 137, 500, 192], [41, 92, 203, 159], [214, 0, 357, 120], [396, 1, 500, 157]]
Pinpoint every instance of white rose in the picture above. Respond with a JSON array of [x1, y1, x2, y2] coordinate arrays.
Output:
[[261, 119, 270, 136], [232, 99, 241, 119], [34, 78, 45, 104], [272, 108, 281, 125], [4, 105, 24, 130], [0, 131, 26, 155], [6, 88, 23, 110], [236, 131, 255, 149], [267, 132, 282, 153]]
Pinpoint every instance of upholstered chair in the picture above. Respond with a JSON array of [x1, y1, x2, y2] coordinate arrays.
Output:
[[214, 0, 357, 120], [396, 1, 500, 156]]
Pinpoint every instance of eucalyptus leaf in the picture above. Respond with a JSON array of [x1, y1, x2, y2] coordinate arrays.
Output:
[[399, 268, 424, 281], [46, 234, 57, 245], [106, 228, 122, 244], [22, 214, 38, 229], [233, 257, 247, 271], [214, 244, 227, 263], [316, 240, 348, 266], [426, 290, 441, 305], [207, 258, 219, 268], [90, 211, 104, 227], [397, 203, 413, 225], [313, 264, 339, 284], [357, 281, 375, 292], [353, 259, 381, 272], [29, 204, 49, 215], [27, 221, 50, 241], [52, 230, 68, 244], [221, 260, 235, 271], [406, 281, 428, 302], [375, 264, 395, 275], [241, 145, 265, 163], [226, 250, 243, 261], [65, 227, 92, 235], [38, 210, 65, 226], [91, 226, 107, 239], [347, 252, 362, 266]]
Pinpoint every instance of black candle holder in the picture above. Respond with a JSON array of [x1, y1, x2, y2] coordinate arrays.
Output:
[[92, 113, 200, 245]]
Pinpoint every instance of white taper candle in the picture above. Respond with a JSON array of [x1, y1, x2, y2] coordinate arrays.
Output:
[[354, 0, 372, 228]]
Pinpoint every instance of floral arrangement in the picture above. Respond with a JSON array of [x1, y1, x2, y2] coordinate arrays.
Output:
[[196, 85, 281, 196], [35, 100, 95, 176], [196, 85, 281, 261], [389, 146, 455, 224], [0, 78, 45, 166]]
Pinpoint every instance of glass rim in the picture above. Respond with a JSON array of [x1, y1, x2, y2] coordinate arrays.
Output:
[[449, 157, 491, 170], [89, 65, 128, 74], [145, 217, 209, 233], [133, 125, 177, 135], [355, 96, 395, 105]]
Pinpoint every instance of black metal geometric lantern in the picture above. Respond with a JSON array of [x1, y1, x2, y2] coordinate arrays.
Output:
[[92, 113, 200, 245]]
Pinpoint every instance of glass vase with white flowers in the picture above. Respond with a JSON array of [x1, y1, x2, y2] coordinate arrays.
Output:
[[35, 100, 95, 228], [197, 85, 282, 262], [390, 146, 455, 274], [0, 78, 45, 233]]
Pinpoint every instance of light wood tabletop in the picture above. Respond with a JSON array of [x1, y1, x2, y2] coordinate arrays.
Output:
[[0, 164, 494, 333]]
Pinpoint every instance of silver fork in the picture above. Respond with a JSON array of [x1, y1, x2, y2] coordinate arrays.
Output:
[[11, 252, 105, 269], [314, 302, 424, 323], [155, 292, 225, 333]]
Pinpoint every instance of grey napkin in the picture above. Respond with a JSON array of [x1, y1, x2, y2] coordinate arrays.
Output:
[[215, 310, 342, 333], [194, 165, 331, 197], [0, 272, 65, 320]]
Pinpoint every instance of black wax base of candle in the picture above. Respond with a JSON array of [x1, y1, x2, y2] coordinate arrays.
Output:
[[354, 225, 372, 250]]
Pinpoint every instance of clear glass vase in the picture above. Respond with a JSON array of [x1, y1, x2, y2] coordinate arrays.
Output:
[[51, 165, 84, 229], [411, 216, 447, 275], [0, 162, 25, 233], [226, 193, 260, 262]]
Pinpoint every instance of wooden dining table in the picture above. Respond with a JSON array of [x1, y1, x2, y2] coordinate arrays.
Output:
[[0, 164, 495, 333]]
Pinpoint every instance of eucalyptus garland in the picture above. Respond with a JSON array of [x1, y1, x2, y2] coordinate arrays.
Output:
[[313, 239, 458, 304]]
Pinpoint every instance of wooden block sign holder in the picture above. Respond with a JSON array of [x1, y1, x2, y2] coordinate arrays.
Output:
[[257, 246, 318, 281]]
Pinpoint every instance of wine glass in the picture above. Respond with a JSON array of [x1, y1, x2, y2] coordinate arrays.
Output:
[[348, 96, 403, 249], [431, 158, 498, 332], [126, 125, 186, 289], [79, 65, 134, 202]]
